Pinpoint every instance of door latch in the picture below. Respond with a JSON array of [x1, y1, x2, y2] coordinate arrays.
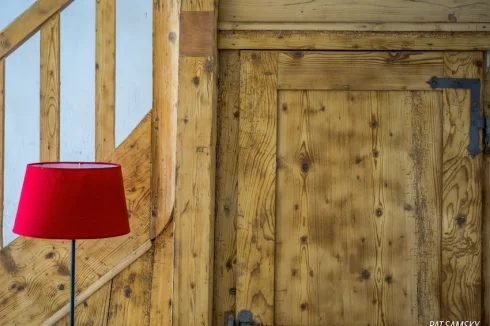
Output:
[[227, 310, 262, 326]]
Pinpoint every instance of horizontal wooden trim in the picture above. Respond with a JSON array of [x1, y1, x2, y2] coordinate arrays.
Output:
[[42, 240, 152, 326], [219, 22, 490, 32], [278, 51, 444, 90], [0, 0, 74, 59], [218, 31, 490, 51]]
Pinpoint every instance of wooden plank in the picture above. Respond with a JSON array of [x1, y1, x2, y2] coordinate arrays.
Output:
[[278, 51, 443, 91], [45, 241, 152, 326], [95, 0, 116, 160], [441, 52, 483, 321], [179, 12, 214, 57], [173, 56, 217, 326], [275, 90, 441, 325], [219, 22, 490, 32], [182, 0, 214, 12], [40, 14, 60, 162], [0, 0, 73, 60], [483, 50, 490, 326], [219, 31, 490, 51], [107, 247, 154, 326], [213, 50, 240, 326], [151, 0, 180, 239], [219, 0, 490, 23], [149, 223, 174, 326], [236, 51, 277, 325], [54, 279, 112, 326], [0, 59, 4, 249], [0, 113, 151, 326]]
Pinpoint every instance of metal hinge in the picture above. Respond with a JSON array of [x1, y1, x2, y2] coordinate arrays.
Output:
[[426, 77, 484, 157], [227, 310, 262, 326]]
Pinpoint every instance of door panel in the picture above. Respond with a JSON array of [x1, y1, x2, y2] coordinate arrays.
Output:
[[215, 50, 484, 326], [276, 90, 442, 325]]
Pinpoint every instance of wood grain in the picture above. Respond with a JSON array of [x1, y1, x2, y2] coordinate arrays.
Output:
[[278, 51, 443, 91], [107, 248, 154, 326], [213, 50, 240, 326], [0, 0, 73, 59], [219, 22, 490, 32], [219, 0, 490, 23], [0, 113, 151, 326], [173, 57, 217, 326], [236, 51, 277, 325], [151, 0, 179, 239], [40, 14, 60, 162], [0, 59, 4, 249], [95, 0, 116, 161], [54, 282, 111, 326], [275, 90, 442, 325], [182, 0, 214, 12], [149, 223, 174, 326], [483, 50, 490, 326], [441, 52, 483, 321], [179, 12, 214, 57], [219, 31, 490, 51]]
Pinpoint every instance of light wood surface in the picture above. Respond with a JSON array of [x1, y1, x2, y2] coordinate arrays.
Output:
[[236, 51, 277, 325], [219, 31, 490, 51], [219, 22, 490, 32], [95, 0, 116, 161], [149, 224, 174, 326], [0, 0, 73, 59], [173, 56, 217, 326], [151, 0, 179, 238], [441, 52, 483, 321], [483, 50, 490, 326], [219, 0, 490, 23], [278, 51, 443, 91], [40, 14, 60, 162], [213, 50, 240, 326], [107, 247, 154, 326]]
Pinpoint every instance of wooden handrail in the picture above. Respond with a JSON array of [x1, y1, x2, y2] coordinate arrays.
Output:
[[0, 0, 74, 60]]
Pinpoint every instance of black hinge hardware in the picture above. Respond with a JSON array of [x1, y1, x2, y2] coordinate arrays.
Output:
[[426, 77, 485, 157], [227, 310, 262, 326]]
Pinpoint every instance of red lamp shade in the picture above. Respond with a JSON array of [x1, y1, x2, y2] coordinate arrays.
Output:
[[13, 162, 130, 239]]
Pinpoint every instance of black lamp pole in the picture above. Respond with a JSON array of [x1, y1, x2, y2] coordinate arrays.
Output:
[[70, 240, 76, 326]]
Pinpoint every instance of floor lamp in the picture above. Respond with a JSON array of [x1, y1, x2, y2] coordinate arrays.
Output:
[[13, 162, 130, 326]]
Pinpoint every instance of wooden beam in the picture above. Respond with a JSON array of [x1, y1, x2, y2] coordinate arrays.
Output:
[[151, 0, 179, 239], [218, 31, 490, 51], [236, 51, 277, 325], [0, 112, 152, 326], [483, 51, 490, 326], [219, 22, 490, 32], [218, 0, 490, 23], [180, 12, 214, 57], [0, 0, 73, 60], [213, 50, 240, 326], [95, 0, 116, 161], [0, 59, 4, 249], [173, 0, 218, 323], [441, 52, 483, 321], [40, 14, 60, 162], [149, 222, 174, 326]]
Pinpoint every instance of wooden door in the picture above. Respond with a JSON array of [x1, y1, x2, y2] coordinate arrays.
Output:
[[214, 51, 485, 326]]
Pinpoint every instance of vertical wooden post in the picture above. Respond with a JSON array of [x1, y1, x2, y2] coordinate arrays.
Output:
[[40, 14, 60, 162], [483, 51, 490, 326], [95, 0, 116, 160], [0, 58, 4, 249], [173, 0, 219, 325], [151, 0, 179, 239]]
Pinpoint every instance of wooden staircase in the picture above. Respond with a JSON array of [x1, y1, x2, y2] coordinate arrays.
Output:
[[0, 0, 175, 324]]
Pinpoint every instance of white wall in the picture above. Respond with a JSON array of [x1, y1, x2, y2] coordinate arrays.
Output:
[[0, 0, 151, 245]]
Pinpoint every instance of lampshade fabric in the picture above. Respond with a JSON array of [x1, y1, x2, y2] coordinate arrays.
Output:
[[13, 162, 130, 239]]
